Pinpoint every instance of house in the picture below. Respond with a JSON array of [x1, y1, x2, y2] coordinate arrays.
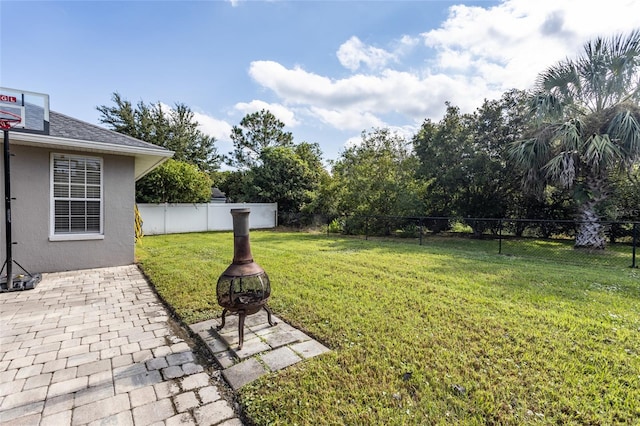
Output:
[[0, 88, 173, 274], [210, 187, 227, 203]]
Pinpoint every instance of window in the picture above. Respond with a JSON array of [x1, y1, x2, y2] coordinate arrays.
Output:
[[51, 153, 103, 239]]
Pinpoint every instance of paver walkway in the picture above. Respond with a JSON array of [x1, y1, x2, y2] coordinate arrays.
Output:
[[0, 265, 242, 426]]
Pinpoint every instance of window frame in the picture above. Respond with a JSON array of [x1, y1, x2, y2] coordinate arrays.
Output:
[[49, 153, 104, 241]]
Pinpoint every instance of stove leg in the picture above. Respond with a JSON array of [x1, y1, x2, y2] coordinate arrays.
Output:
[[237, 311, 246, 350], [216, 309, 228, 331], [264, 305, 277, 327]]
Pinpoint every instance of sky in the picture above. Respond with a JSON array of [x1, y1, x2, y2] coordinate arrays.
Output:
[[1, 0, 639, 168]]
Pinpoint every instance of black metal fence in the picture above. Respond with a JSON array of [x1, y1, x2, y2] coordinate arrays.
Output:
[[326, 215, 639, 269]]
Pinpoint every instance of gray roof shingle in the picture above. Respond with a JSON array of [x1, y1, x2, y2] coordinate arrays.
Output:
[[48, 110, 170, 152]]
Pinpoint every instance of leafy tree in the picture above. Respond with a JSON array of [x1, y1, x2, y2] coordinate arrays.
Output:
[[226, 109, 294, 169], [459, 97, 516, 219], [413, 104, 470, 219], [458, 90, 536, 235], [332, 128, 425, 233], [603, 165, 640, 242], [246, 147, 310, 224], [509, 31, 640, 249], [97, 92, 220, 172], [414, 91, 553, 237], [135, 159, 212, 203], [294, 142, 328, 185], [295, 143, 335, 223], [215, 141, 329, 225], [210, 170, 245, 203], [606, 165, 640, 222]]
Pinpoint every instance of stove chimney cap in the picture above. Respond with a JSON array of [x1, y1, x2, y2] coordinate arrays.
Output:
[[230, 208, 250, 236]]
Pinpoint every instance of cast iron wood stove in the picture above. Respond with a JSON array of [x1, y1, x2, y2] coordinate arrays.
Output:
[[216, 208, 275, 349]]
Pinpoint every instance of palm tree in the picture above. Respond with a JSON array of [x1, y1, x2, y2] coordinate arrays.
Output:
[[510, 30, 640, 249]]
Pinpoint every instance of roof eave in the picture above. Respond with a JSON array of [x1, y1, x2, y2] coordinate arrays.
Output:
[[8, 132, 174, 180], [135, 155, 171, 181]]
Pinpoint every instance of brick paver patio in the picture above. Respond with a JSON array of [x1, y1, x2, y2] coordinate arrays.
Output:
[[0, 265, 242, 426]]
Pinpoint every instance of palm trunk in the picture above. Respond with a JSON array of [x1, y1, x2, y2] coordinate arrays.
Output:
[[575, 202, 605, 249], [574, 175, 607, 250]]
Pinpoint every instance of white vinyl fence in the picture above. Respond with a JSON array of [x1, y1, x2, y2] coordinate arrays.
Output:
[[137, 203, 278, 235]]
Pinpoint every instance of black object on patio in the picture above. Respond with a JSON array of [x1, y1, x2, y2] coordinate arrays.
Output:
[[0, 110, 41, 292]]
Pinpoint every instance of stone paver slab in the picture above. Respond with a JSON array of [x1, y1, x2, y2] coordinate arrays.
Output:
[[47, 376, 87, 398], [262, 330, 306, 348], [0, 378, 25, 397], [72, 393, 130, 425], [173, 391, 199, 412], [42, 393, 74, 416], [166, 351, 195, 366], [1, 386, 48, 410], [181, 372, 210, 391], [74, 383, 115, 407], [77, 359, 111, 377], [132, 398, 174, 426], [166, 412, 196, 426], [222, 358, 266, 390], [40, 409, 72, 426], [114, 370, 162, 395], [3, 412, 41, 426], [129, 385, 157, 408], [290, 340, 331, 359], [260, 346, 303, 371], [23, 373, 52, 391], [194, 400, 236, 425], [0, 401, 44, 423], [230, 337, 271, 360], [87, 410, 133, 426], [198, 386, 222, 404]]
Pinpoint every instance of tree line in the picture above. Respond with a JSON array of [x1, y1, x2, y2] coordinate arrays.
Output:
[[98, 31, 640, 250]]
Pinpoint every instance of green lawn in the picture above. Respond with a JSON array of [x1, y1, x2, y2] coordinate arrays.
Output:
[[136, 231, 640, 425]]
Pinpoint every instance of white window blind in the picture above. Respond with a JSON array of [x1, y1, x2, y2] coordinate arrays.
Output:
[[51, 154, 102, 235]]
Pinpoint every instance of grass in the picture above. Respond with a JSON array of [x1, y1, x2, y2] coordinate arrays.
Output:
[[136, 231, 640, 425], [361, 231, 635, 269]]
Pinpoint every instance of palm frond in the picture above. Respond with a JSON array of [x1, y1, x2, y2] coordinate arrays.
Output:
[[580, 30, 640, 110], [509, 137, 550, 168], [583, 134, 623, 173], [554, 118, 583, 152], [543, 151, 577, 188], [536, 60, 581, 102], [608, 109, 640, 160], [509, 136, 553, 194], [529, 93, 564, 123]]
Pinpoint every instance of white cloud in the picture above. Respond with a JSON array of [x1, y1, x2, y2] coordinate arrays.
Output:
[[245, 0, 640, 140], [233, 100, 299, 127], [343, 134, 363, 150], [192, 112, 232, 142], [422, 0, 640, 92], [341, 125, 415, 152], [337, 36, 396, 71], [398, 35, 420, 51], [151, 104, 234, 160], [193, 113, 234, 161], [248, 60, 495, 130], [155, 102, 232, 142], [310, 107, 385, 132]]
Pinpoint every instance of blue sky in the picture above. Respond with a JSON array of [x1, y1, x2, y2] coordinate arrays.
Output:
[[2, 0, 639, 167]]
